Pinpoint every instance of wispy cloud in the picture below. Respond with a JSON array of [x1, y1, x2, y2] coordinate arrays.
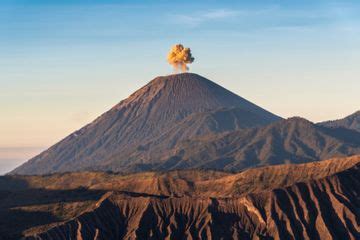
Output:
[[170, 5, 360, 32], [202, 9, 239, 19], [172, 9, 239, 26]]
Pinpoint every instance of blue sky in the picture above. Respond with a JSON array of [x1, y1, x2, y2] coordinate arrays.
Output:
[[1, 0, 360, 173]]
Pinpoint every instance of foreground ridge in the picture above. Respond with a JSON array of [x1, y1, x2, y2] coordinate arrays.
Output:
[[1, 155, 359, 239]]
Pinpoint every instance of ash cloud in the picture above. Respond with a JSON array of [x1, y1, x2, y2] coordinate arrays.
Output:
[[167, 44, 194, 72]]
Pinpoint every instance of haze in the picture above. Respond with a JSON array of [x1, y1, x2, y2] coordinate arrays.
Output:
[[1, 0, 360, 174]]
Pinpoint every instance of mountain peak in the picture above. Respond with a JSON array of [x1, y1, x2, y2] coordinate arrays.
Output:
[[113, 73, 279, 120], [319, 110, 360, 132], [157, 72, 203, 79], [283, 117, 314, 126], [285, 116, 312, 123]]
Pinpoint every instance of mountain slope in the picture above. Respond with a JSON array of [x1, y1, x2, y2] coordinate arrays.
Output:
[[10, 73, 280, 175], [2, 155, 358, 239], [123, 117, 360, 172], [319, 110, 360, 132]]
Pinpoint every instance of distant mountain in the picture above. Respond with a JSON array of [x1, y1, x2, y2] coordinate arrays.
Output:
[[11, 73, 281, 175], [2, 155, 359, 239], [319, 110, 360, 132], [126, 117, 360, 172]]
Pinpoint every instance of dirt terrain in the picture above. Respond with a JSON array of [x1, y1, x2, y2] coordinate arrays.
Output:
[[2, 155, 359, 239]]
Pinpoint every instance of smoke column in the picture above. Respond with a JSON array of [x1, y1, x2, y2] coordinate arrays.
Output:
[[167, 44, 195, 72]]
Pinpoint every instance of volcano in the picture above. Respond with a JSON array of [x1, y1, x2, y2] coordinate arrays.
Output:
[[11, 73, 281, 175]]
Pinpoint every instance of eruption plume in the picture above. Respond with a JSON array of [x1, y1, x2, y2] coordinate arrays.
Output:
[[167, 44, 195, 72]]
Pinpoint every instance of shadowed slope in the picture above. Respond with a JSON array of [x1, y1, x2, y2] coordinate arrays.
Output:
[[11, 73, 280, 175], [149, 117, 360, 172], [96, 117, 360, 173]]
